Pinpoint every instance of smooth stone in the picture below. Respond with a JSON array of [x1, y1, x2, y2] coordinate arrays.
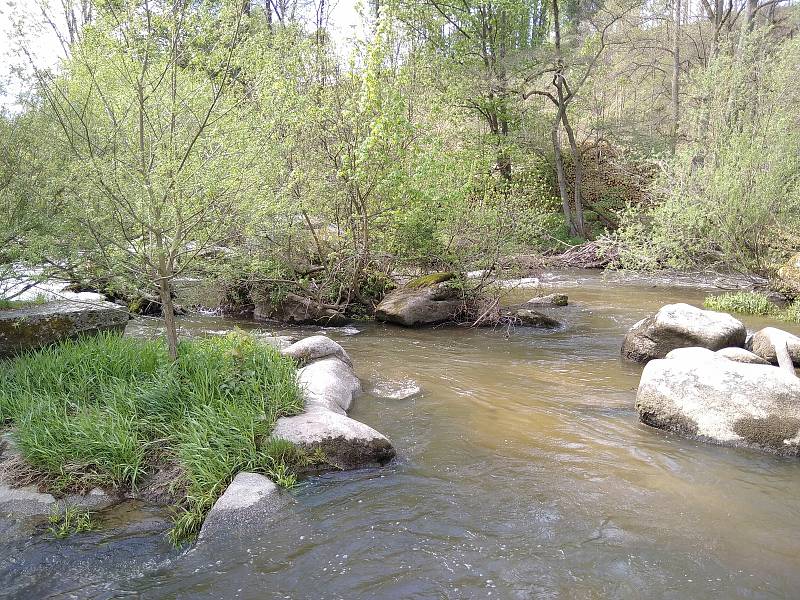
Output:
[[622, 303, 746, 363], [716, 346, 770, 365], [636, 352, 800, 455], [750, 327, 800, 368], [505, 308, 561, 328], [271, 410, 395, 471], [298, 357, 361, 414], [375, 275, 461, 327], [198, 472, 291, 540], [282, 335, 352, 366]]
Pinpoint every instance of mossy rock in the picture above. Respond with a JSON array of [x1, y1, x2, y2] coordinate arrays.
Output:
[[777, 252, 800, 298], [405, 272, 455, 289]]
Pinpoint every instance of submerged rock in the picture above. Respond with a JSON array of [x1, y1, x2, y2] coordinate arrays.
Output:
[[503, 307, 561, 329], [621, 303, 746, 363], [254, 292, 348, 326], [271, 410, 395, 470], [375, 273, 461, 327], [749, 327, 800, 369], [636, 348, 800, 456], [199, 472, 291, 540], [0, 300, 129, 358], [370, 379, 421, 400], [527, 293, 568, 307]]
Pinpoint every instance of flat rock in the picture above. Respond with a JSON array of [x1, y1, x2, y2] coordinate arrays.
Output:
[[297, 357, 361, 414], [527, 293, 568, 307], [750, 327, 800, 367], [253, 293, 348, 326], [622, 303, 746, 363], [636, 349, 800, 456], [271, 410, 395, 471], [504, 307, 561, 328], [198, 472, 291, 540], [0, 300, 129, 358]]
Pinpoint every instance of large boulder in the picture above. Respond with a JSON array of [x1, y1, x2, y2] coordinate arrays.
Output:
[[271, 410, 395, 470], [254, 292, 348, 326], [636, 348, 800, 456], [375, 273, 462, 327], [198, 472, 291, 541], [750, 327, 800, 368], [0, 300, 129, 358], [621, 303, 746, 363], [716, 347, 770, 365]]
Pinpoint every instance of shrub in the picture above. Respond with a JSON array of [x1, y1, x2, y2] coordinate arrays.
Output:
[[0, 331, 304, 542], [703, 291, 777, 316]]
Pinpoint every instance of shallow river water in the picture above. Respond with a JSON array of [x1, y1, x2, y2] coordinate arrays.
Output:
[[3, 270, 800, 599]]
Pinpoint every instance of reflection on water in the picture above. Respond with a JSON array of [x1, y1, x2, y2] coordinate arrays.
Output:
[[2, 270, 800, 599]]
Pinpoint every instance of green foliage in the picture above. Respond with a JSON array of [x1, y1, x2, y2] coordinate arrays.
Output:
[[616, 31, 800, 275], [703, 291, 800, 324], [703, 291, 777, 316], [48, 504, 95, 538], [0, 331, 304, 541]]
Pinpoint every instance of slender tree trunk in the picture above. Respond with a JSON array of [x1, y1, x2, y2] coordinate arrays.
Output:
[[560, 109, 585, 237], [671, 0, 681, 152], [157, 273, 179, 361], [551, 113, 574, 235]]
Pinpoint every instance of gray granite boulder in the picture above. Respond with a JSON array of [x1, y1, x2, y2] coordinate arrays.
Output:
[[198, 472, 291, 540], [0, 300, 129, 358], [636, 348, 800, 456], [282, 335, 352, 366], [375, 273, 462, 327], [527, 293, 568, 307], [271, 410, 395, 470], [716, 346, 770, 365], [253, 292, 348, 326], [622, 303, 746, 363], [503, 307, 561, 328], [297, 357, 361, 414], [750, 327, 800, 369]]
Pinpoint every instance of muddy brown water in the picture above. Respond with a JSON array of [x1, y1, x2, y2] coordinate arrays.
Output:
[[2, 270, 800, 599]]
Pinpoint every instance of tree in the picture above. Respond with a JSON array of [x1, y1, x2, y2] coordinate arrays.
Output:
[[32, 0, 261, 359]]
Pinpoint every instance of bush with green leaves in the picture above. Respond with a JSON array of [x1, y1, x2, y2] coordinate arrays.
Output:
[[616, 31, 800, 276], [0, 331, 305, 542]]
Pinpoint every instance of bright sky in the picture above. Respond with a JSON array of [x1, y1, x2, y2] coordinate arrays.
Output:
[[0, 0, 363, 111]]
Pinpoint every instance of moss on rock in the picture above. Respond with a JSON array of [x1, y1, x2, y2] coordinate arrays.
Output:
[[405, 272, 455, 289]]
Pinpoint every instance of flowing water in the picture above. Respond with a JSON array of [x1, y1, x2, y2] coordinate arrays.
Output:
[[3, 270, 800, 599]]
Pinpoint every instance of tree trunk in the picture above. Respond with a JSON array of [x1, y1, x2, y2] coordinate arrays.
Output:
[[158, 274, 179, 361], [551, 113, 574, 236], [560, 109, 585, 237], [671, 0, 681, 152]]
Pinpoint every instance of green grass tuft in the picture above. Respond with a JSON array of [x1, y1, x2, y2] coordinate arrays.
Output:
[[703, 291, 777, 316], [0, 330, 304, 542], [703, 291, 800, 324]]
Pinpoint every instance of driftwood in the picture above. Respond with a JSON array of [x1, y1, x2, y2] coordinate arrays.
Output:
[[551, 241, 619, 269]]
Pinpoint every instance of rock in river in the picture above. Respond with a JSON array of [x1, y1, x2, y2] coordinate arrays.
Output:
[[374, 272, 462, 327], [749, 327, 800, 369], [636, 348, 800, 456], [0, 300, 129, 358], [254, 292, 348, 326], [199, 472, 291, 541], [527, 293, 568, 307], [621, 303, 746, 363]]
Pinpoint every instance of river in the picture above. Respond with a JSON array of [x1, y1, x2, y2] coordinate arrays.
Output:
[[2, 270, 800, 599]]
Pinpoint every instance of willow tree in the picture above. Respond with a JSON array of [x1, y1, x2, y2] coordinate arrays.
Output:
[[34, 0, 262, 359]]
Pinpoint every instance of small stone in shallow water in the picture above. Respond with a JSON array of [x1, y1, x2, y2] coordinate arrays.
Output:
[[370, 380, 422, 400]]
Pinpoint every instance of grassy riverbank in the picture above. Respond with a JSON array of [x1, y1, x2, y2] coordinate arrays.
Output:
[[0, 331, 305, 541]]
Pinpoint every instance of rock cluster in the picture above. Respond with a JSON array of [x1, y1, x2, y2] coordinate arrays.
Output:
[[626, 303, 800, 456]]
